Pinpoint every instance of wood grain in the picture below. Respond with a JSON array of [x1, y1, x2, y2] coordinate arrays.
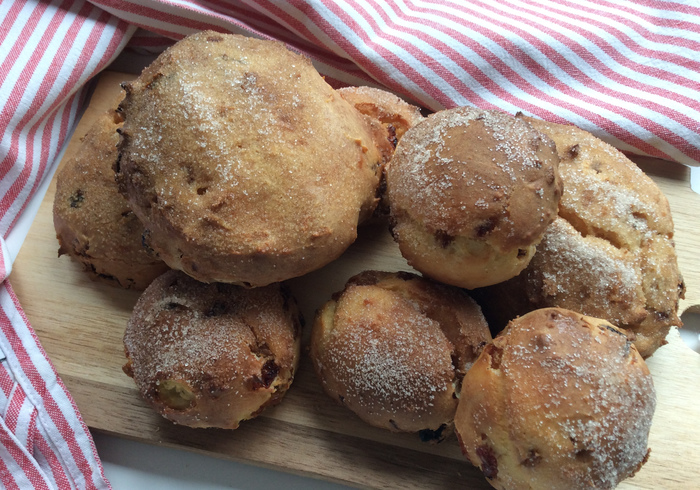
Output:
[[10, 71, 700, 489]]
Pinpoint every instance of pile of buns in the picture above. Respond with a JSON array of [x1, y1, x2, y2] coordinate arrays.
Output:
[[53, 31, 684, 489]]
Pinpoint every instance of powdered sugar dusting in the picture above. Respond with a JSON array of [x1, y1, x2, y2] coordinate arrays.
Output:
[[519, 117, 683, 356], [129, 294, 248, 390], [387, 106, 559, 238], [500, 309, 655, 488], [529, 218, 645, 327], [124, 271, 296, 395], [564, 167, 656, 245], [314, 280, 464, 429], [327, 315, 452, 415], [117, 32, 384, 285]]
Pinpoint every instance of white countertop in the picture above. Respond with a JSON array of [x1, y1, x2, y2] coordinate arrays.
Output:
[[92, 432, 351, 490]]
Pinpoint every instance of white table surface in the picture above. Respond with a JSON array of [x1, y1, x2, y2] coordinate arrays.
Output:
[[92, 431, 351, 490]]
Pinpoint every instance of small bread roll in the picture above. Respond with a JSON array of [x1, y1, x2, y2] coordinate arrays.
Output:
[[116, 31, 386, 287], [123, 270, 302, 429], [385, 107, 562, 289], [53, 100, 168, 289], [338, 86, 425, 221], [524, 116, 684, 357], [454, 307, 655, 490], [310, 271, 491, 440], [337, 85, 424, 145]]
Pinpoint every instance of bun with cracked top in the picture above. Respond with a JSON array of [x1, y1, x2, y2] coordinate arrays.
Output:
[[116, 31, 387, 287], [123, 270, 302, 429], [385, 107, 562, 289], [454, 307, 655, 490], [473, 116, 685, 357], [310, 270, 491, 440]]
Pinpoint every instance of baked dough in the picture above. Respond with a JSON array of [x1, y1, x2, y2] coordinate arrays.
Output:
[[337, 85, 424, 146], [116, 31, 385, 287], [310, 270, 491, 440], [385, 107, 562, 289], [338, 86, 425, 221], [454, 307, 655, 490], [53, 99, 168, 289], [123, 270, 302, 429]]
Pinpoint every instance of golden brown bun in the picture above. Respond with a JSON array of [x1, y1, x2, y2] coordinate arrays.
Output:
[[338, 86, 425, 222], [454, 307, 655, 490], [337, 85, 424, 144], [116, 31, 385, 287], [476, 117, 685, 357], [53, 100, 168, 290], [123, 270, 302, 429], [310, 270, 491, 439], [385, 107, 562, 289]]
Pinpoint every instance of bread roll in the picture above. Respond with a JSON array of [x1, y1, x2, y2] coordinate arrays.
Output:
[[474, 117, 685, 357], [454, 307, 655, 490], [123, 270, 302, 429], [385, 107, 562, 289], [117, 31, 387, 287], [53, 99, 168, 289], [310, 270, 491, 440]]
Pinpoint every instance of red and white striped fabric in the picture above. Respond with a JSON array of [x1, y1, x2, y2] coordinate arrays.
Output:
[[90, 0, 700, 167], [0, 282, 109, 489], [1, 0, 699, 488], [1, 2, 132, 487]]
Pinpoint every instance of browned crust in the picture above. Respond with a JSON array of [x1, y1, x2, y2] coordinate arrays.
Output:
[[310, 270, 491, 436], [116, 31, 384, 287], [123, 270, 302, 429], [53, 98, 168, 290], [454, 307, 655, 490], [337, 85, 424, 143], [337, 86, 425, 223], [475, 117, 684, 357], [385, 107, 562, 288]]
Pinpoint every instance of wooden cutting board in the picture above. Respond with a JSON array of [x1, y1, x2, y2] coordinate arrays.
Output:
[[10, 71, 700, 489]]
